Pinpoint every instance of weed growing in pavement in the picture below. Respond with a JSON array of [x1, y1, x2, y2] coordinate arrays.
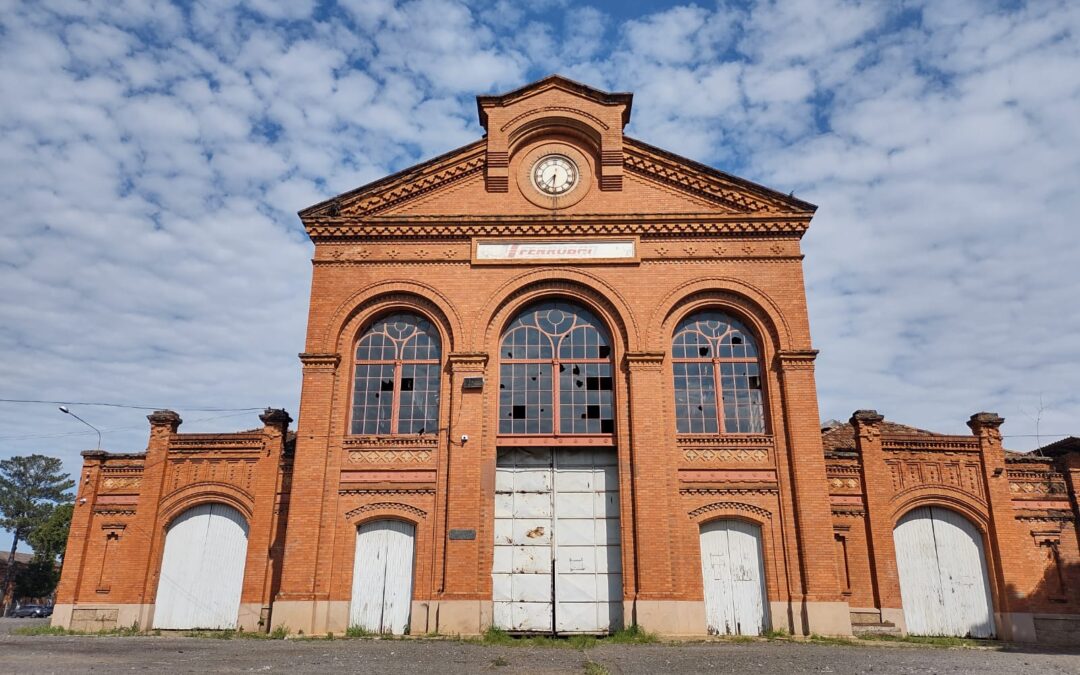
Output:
[[583, 662, 610, 675], [761, 628, 789, 639], [345, 624, 374, 638], [857, 634, 986, 648], [269, 624, 289, 639], [604, 625, 659, 644], [808, 633, 857, 646], [491, 656, 510, 667]]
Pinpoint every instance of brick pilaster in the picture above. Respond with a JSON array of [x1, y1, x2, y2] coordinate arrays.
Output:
[[276, 354, 338, 603], [133, 410, 182, 609], [850, 410, 903, 614], [625, 351, 674, 598], [776, 350, 844, 603]]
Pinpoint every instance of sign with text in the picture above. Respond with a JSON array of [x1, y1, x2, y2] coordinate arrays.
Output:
[[474, 238, 637, 264]]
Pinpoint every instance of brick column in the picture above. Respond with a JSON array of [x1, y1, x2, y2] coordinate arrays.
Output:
[[51, 451, 106, 627], [850, 410, 905, 629], [968, 412, 1036, 641], [777, 350, 851, 635], [624, 351, 678, 627], [238, 408, 291, 631], [272, 353, 338, 634], [431, 352, 488, 634], [132, 410, 182, 627]]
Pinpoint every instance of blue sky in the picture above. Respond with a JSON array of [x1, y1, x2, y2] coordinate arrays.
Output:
[[2, 0, 1079, 552]]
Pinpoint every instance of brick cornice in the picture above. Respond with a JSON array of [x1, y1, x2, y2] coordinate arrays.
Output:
[[299, 352, 340, 369], [776, 349, 818, 371], [304, 216, 811, 241], [624, 351, 665, 371], [448, 351, 488, 372]]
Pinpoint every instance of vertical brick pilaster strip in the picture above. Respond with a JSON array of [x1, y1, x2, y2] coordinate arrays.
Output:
[[625, 351, 674, 599], [245, 408, 291, 623], [276, 354, 338, 607], [776, 350, 844, 604], [134, 410, 182, 613], [54, 453, 105, 612], [968, 413, 1028, 622], [850, 410, 903, 615], [440, 352, 488, 596]]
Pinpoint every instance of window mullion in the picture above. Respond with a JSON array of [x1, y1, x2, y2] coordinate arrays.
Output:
[[713, 357, 725, 433], [390, 360, 402, 434], [551, 358, 560, 436]]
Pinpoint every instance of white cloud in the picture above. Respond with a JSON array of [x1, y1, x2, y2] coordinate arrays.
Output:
[[2, 0, 1079, 554]]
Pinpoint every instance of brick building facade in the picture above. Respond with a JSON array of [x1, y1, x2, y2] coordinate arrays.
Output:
[[52, 77, 1080, 642]]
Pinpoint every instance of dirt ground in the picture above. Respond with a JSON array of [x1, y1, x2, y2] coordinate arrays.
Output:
[[1, 619, 1078, 674]]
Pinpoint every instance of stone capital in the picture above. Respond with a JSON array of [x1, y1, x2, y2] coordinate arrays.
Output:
[[299, 352, 341, 369], [260, 407, 293, 429], [448, 351, 488, 373], [967, 412, 1005, 443], [147, 409, 181, 431], [850, 409, 884, 426], [776, 349, 818, 371], [624, 351, 665, 372]]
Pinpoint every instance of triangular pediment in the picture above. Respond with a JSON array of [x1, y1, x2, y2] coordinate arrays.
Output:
[[299, 76, 814, 228], [299, 138, 813, 222]]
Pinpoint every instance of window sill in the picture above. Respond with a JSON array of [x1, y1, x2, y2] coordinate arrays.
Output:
[[343, 435, 439, 450]]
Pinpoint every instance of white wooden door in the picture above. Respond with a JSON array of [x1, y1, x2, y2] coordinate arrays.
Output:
[[493, 448, 622, 633], [894, 506, 994, 637], [351, 520, 416, 634], [154, 503, 249, 630], [699, 519, 768, 636]]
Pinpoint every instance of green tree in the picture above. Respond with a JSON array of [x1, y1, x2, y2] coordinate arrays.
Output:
[[0, 455, 74, 613], [28, 502, 74, 564]]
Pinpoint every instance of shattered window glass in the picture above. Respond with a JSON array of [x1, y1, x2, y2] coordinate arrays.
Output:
[[498, 301, 614, 435], [672, 312, 765, 434], [352, 313, 441, 435]]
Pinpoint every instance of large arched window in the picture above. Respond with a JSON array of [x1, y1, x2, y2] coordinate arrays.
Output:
[[352, 313, 441, 435], [672, 311, 765, 434], [499, 301, 614, 435]]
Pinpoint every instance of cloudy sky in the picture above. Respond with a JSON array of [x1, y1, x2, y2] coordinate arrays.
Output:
[[2, 0, 1079, 550]]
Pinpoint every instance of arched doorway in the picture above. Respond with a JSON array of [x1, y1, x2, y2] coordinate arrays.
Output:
[[350, 519, 416, 634], [491, 301, 622, 634], [153, 503, 249, 629], [699, 518, 769, 635], [893, 506, 995, 637]]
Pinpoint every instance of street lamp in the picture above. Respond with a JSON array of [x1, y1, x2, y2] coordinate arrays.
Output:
[[59, 406, 102, 450]]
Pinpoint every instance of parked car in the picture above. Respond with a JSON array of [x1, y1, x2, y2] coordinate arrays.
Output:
[[11, 605, 52, 618]]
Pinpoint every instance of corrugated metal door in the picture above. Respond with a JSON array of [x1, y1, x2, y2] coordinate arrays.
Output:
[[153, 503, 249, 630], [493, 448, 622, 633], [350, 519, 416, 634], [894, 506, 995, 637], [699, 519, 768, 635]]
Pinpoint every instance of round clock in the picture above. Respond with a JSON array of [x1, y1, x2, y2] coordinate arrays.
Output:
[[532, 155, 578, 195]]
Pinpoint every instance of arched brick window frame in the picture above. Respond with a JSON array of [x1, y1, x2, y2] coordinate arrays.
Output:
[[672, 311, 766, 434], [498, 300, 615, 436], [351, 313, 442, 436]]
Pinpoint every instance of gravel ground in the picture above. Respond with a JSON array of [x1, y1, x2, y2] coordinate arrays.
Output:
[[0, 620, 1077, 674]]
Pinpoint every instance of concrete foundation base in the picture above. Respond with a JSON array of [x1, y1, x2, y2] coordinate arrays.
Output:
[[50, 603, 152, 631], [996, 612, 1037, 642], [268, 600, 350, 635], [801, 601, 853, 637], [633, 600, 706, 636]]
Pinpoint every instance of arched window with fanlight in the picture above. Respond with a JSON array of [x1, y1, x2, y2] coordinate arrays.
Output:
[[352, 313, 441, 435], [672, 311, 765, 434], [499, 301, 615, 436]]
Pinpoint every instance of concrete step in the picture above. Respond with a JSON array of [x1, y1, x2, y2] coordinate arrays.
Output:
[[851, 622, 903, 638]]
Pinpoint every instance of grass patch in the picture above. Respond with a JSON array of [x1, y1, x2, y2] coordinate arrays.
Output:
[[345, 625, 375, 638], [583, 662, 610, 675], [13, 624, 145, 637], [858, 634, 985, 648], [762, 628, 789, 640], [604, 625, 658, 644], [808, 633, 858, 646], [478, 626, 600, 649]]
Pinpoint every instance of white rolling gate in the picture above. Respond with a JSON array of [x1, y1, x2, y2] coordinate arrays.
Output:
[[493, 447, 622, 633], [350, 519, 416, 634]]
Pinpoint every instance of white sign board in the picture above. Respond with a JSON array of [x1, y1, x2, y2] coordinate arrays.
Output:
[[475, 239, 636, 262]]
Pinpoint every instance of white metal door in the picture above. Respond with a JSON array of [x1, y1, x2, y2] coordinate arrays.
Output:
[[350, 519, 416, 634], [493, 448, 622, 633], [699, 519, 768, 635], [153, 503, 249, 630], [894, 506, 994, 637]]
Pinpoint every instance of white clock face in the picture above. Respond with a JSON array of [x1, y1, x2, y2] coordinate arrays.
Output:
[[532, 155, 578, 195]]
